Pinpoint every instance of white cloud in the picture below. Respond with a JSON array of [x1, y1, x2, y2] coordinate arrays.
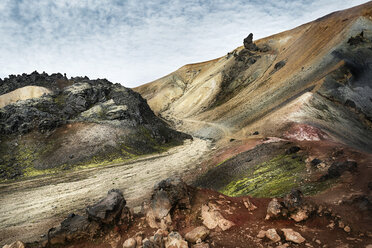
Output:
[[0, 0, 370, 87]]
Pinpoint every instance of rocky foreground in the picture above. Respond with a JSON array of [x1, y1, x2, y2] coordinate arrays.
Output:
[[4, 177, 371, 248]]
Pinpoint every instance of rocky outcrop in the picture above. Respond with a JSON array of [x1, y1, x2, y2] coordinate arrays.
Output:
[[320, 160, 358, 180], [145, 177, 192, 230], [86, 189, 128, 226], [265, 198, 283, 220], [0, 71, 67, 96], [46, 189, 132, 246], [0, 72, 191, 180], [243, 33, 258, 51], [0, 74, 166, 135], [265, 189, 316, 222], [46, 214, 100, 246]]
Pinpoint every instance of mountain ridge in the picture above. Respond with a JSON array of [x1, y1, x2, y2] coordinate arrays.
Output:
[[135, 1, 372, 152]]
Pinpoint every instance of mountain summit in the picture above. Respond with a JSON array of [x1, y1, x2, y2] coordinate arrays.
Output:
[[135, 1, 372, 152]]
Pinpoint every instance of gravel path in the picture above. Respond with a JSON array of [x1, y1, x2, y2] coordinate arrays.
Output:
[[0, 138, 211, 245]]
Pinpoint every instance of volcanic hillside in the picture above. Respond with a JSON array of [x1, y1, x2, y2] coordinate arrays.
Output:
[[135, 2, 372, 152], [0, 72, 190, 180]]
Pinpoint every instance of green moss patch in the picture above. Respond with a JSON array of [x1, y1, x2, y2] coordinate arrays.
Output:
[[219, 154, 336, 198], [0, 125, 182, 182], [220, 154, 305, 197]]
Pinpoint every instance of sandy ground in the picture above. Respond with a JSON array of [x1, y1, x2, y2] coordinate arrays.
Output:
[[0, 138, 211, 245], [0, 86, 51, 108]]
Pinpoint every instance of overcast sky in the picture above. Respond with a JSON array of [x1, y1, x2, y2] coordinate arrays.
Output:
[[0, 0, 369, 87]]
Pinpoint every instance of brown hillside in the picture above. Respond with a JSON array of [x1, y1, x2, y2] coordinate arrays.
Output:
[[135, 1, 372, 152]]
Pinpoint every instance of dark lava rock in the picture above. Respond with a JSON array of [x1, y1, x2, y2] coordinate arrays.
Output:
[[145, 177, 192, 229], [344, 99, 356, 108], [283, 189, 303, 209], [252, 131, 259, 135], [266, 189, 316, 222], [0, 71, 66, 95], [259, 44, 271, 52], [320, 160, 357, 181], [47, 214, 100, 246], [151, 177, 191, 210], [327, 160, 357, 178], [286, 146, 301, 154], [45, 189, 132, 247], [86, 189, 126, 225], [274, 60, 286, 70], [243, 33, 258, 51], [347, 31, 365, 46], [351, 195, 372, 212], [310, 158, 322, 167]]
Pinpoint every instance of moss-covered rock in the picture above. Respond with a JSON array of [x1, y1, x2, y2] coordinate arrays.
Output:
[[0, 72, 191, 180]]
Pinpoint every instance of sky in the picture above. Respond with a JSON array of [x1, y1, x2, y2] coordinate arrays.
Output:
[[0, 0, 370, 87]]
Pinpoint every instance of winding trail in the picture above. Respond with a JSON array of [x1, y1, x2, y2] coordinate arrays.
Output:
[[0, 138, 211, 245], [165, 114, 235, 140]]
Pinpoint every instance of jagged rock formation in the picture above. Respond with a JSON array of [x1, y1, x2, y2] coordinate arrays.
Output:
[[243, 33, 258, 51], [46, 189, 133, 246], [145, 177, 192, 230], [135, 2, 372, 152], [0, 72, 191, 179]]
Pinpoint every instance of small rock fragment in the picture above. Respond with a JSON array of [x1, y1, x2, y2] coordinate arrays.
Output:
[[327, 221, 335, 229], [265, 198, 282, 220], [266, 228, 281, 242], [257, 230, 267, 238], [290, 209, 309, 222], [281, 228, 305, 244], [201, 204, 235, 231], [243, 197, 257, 211], [338, 221, 345, 228], [185, 226, 210, 243], [123, 238, 137, 248], [344, 226, 351, 233]]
